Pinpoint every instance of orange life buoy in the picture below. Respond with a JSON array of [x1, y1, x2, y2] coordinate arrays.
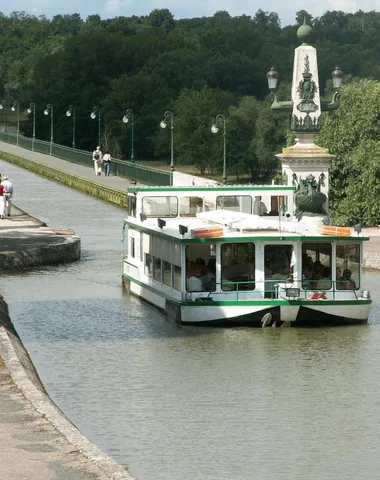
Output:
[[192, 226, 223, 238], [318, 225, 351, 237]]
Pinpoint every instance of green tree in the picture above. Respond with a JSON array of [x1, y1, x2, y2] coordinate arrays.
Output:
[[165, 86, 236, 176], [227, 96, 285, 182], [317, 79, 380, 225]]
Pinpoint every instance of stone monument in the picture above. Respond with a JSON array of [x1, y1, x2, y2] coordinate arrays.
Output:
[[267, 19, 344, 218]]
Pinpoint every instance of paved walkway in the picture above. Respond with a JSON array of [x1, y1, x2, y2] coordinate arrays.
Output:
[[0, 140, 141, 191]]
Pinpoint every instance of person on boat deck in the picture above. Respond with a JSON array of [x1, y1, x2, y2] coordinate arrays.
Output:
[[253, 196, 268, 216], [186, 261, 203, 292]]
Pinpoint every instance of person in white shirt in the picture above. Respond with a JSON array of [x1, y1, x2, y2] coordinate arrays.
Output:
[[253, 196, 268, 216], [103, 150, 111, 176], [92, 146, 103, 176], [1, 176, 13, 217]]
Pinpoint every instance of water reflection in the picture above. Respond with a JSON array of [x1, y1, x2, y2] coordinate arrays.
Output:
[[2, 160, 380, 480]]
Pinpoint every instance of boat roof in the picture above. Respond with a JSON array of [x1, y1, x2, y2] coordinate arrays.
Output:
[[125, 209, 370, 242], [127, 184, 296, 194]]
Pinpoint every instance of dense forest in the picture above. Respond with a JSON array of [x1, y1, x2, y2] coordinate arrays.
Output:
[[1, 8, 380, 221]]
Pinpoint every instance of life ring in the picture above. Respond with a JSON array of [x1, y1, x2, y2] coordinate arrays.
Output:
[[192, 226, 223, 238], [318, 225, 351, 237]]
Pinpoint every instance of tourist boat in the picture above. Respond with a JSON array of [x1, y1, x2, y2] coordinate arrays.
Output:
[[122, 184, 372, 327]]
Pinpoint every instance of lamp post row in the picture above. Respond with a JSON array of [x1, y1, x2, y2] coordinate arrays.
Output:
[[0, 102, 230, 182]]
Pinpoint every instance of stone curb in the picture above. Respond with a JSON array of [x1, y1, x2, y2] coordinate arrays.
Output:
[[0, 297, 136, 480]]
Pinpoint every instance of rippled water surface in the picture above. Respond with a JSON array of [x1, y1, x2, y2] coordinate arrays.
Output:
[[2, 161, 380, 480]]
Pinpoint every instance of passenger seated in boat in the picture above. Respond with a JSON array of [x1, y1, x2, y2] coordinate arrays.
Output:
[[186, 261, 203, 292], [309, 261, 324, 289], [201, 258, 216, 291], [195, 257, 208, 276], [337, 269, 356, 290], [222, 262, 254, 290], [316, 266, 332, 290], [302, 264, 313, 289], [253, 196, 268, 216]]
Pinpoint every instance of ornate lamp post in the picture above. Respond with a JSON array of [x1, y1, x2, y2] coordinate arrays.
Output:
[[160, 111, 174, 172], [0, 101, 7, 133], [66, 105, 76, 149], [44, 103, 54, 155], [11, 101, 20, 145], [266, 19, 344, 121], [27, 103, 36, 151], [122, 109, 135, 163], [211, 114, 227, 184], [90, 106, 101, 147]]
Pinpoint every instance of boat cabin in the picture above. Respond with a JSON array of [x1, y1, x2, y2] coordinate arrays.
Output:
[[123, 186, 366, 304]]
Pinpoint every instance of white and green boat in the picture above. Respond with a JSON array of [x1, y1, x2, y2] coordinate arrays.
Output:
[[122, 184, 371, 327]]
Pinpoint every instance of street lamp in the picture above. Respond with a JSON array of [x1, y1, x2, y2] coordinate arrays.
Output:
[[122, 108, 135, 163], [266, 20, 344, 118], [66, 105, 76, 149], [27, 103, 36, 151], [211, 114, 227, 184], [160, 111, 174, 172], [0, 101, 7, 133], [44, 103, 54, 155], [11, 101, 20, 146], [90, 106, 101, 148]]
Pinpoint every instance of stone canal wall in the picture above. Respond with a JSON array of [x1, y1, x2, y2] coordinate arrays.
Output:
[[0, 206, 136, 478], [0, 296, 136, 480]]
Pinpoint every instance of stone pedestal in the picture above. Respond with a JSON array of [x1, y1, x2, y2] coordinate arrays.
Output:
[[276, 134, 335, 215]]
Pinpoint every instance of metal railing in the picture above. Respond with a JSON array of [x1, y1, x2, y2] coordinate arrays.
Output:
[[189, 278, 360, 302], [0, 131, 172, 186]]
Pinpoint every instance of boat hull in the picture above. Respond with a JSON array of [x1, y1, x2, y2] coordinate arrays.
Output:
[[123, 275, 371, 327]]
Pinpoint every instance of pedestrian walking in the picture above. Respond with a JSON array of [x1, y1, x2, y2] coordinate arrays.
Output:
[[103, 150, 111, 176], [92, 146, 103, 176], [1, 175, 13, 217]]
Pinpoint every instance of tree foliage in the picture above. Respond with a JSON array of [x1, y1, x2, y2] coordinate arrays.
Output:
[[318, 79, 380, 225], [0, 8, 380, 216]]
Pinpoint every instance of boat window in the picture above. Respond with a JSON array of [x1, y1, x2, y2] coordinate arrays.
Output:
[[145, 253, 152, 277], [173, 265, 181, 291], [216, 195, 252, 214], [268, 196, 287, 216], [128, 195, 136, 217], [186, 245, 216, 292], [163, 261, 172, 287], [264, 245, 293, 295], [153, 257, 162, 282], [179, 197, 206, 216], [142, 196, 178, 218], [221, 243, 255, 291], [336, 244, 360, 290], [302, 243, 332, 290]]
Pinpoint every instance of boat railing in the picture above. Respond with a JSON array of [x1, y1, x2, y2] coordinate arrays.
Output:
[[192, 278, 360, 302]]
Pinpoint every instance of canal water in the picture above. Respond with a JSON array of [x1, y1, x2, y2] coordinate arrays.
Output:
[[2, 161, 380, 480]]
